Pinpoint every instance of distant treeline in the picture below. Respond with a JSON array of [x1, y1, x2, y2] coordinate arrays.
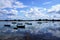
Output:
[[0, 19, 60, 21]]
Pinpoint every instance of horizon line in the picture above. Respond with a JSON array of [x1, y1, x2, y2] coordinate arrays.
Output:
[[0, 19, 60, 21]]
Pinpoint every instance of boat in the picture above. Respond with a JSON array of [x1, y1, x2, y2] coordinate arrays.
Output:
[[17, 25, 25, 28], [25, 22, 32, 25], [37, 22, 42, 24], [4, 24, 11, 27], [13, 27, 18, 29], [17, 23, 25, 28], [12, 21, 16, 24]]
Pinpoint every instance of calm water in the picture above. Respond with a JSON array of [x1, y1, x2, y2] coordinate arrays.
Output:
[[0, 21, 60, 40]]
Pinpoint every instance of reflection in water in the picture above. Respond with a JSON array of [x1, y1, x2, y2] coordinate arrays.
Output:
[[0, 21, 60, 40]]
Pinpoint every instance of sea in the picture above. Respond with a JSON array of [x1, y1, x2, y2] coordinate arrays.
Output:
[[0, 21, 60, 40]]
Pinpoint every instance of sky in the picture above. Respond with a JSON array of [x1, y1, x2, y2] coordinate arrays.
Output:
[[0, 0, 60, 20]]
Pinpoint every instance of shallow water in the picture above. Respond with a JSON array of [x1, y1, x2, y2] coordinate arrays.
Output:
[[0, 21, 60, 40]]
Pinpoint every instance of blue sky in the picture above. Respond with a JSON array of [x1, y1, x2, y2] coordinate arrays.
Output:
[[0, 0, 60, 20]]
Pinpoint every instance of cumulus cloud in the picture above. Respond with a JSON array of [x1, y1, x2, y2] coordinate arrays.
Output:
[[0, 9, 19, 19], [20, 7, 49, 20], [0, 0, 60, 20], [48, 4, 60, 12], [0, 0, 27, 9], [47, 4, 60, 19], [0, 9, 18, 15], [20, 4, 60, 20], [13, 1, 27, 8], [0, 0, 28, 20]]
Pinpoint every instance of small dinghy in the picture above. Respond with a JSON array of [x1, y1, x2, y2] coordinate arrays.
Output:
[[17, 23, 25, 28], [25, 22, 32, 25], [4, 24, 11, 27], [37, 22, 42, 24], [12, 22, 16, 24]]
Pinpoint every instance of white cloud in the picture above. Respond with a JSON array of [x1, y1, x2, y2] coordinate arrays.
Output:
[[0, 9, 18, 15], [47, 4, 60, 19], [0, 0, 27, 9], [0, 1, 60, 20], [0, 0, 12, 9], [20, 4, 60, 20], [48, 4, 60, 12], [20, 7, 49, 20], [0, 9, 18, 19], [10, 9, 18, 15], [0, 0, 28, 19], [13, 1, 27, 8]]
